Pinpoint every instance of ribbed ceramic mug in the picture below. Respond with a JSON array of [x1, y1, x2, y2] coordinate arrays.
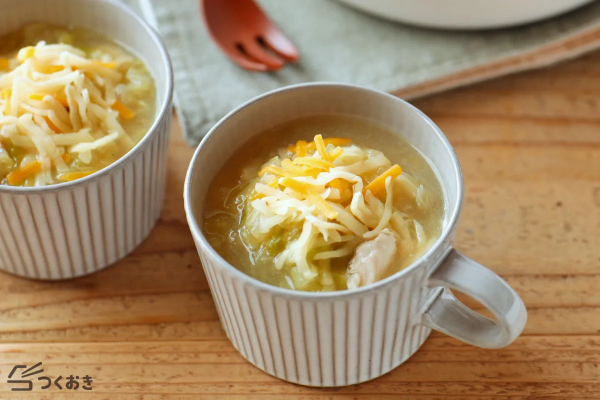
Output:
[[184, 83, 527, 387], [0, 0, 174, 280]]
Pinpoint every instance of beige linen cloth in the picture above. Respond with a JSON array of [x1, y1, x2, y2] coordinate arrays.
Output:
[[125, 0, 600, 145]]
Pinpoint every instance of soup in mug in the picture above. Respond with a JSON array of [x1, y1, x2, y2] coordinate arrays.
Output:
[[0, 23, 156, 186], [204, 115, 445, 292]]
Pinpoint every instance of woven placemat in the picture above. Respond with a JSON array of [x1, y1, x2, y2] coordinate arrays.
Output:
[[130, 0, 600, 145]]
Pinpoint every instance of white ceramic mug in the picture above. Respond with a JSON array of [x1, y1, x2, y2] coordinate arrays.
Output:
[[184, 83, 527, 387]]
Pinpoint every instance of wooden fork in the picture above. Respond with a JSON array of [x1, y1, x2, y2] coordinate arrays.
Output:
[[201, 0, 299, 71]]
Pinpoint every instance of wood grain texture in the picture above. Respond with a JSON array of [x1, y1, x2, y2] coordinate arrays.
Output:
[[1, 51, 600, 398]]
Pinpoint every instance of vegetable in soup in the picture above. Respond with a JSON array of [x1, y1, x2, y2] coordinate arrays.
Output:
[[204, 115, 445, 292], [0, 23, 156, 186]]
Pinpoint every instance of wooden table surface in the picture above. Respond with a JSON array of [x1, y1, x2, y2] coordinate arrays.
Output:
[[2, 51, 600, 399]]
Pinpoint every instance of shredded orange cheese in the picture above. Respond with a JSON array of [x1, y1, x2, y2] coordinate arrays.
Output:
[[281, 158, 306, 174], [255, 136, 357, 218], [259, 165, 295, 178], [29, 93, 69, 108], [28, 93, 45, 102], [295, 140, 308, 157], [329, 146, 343, 161], [329, 179, 352, 205], [319, 138, 351, 148], [280, 177, 336, 218], [17, 46, 35, 62], [292, 157, 334, 171], [1, 88, 11, 113], [363, 164, 403, 196], [309, 193, 338, 219], [250, 180, 280, 201], [329, 179, 343, 195], [0, 59, 9, 70], [313, 134, 330, 162], [43, 116, 62, 134], [93, 61, 117, 69], [279, 177, 325, 195], [287, 137, 352, 154], [281, 159, 320, 178], [55, 94, 69, 108], [39, 65, 65, 74]]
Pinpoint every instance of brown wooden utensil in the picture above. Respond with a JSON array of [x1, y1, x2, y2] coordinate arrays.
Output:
[[201, 0, 299, 71]]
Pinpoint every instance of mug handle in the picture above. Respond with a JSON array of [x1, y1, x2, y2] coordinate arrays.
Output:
[[420, 249, 527, 349]]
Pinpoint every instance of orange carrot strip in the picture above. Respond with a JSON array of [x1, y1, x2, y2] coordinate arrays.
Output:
[[7, 153, 72, 185], [7, 160, 42, 185], [57, 170, 96, 182], [111, 100, 135, 120]]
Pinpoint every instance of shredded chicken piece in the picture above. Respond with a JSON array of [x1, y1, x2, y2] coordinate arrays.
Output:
[[347, 229, 397, 289]]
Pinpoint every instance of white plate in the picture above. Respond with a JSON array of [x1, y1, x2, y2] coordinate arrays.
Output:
[[336, 0, 596, 29]]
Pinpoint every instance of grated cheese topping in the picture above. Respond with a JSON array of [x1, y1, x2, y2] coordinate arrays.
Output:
[[0, 41, 139, 186], [242, 135, 432, 287]]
